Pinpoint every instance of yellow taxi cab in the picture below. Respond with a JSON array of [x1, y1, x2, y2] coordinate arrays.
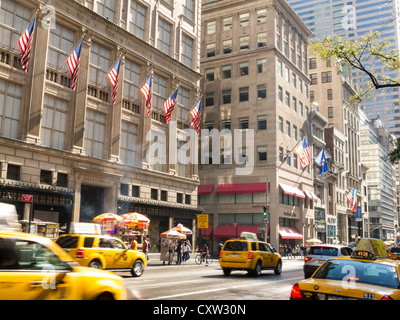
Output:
[[56, 233, 146, 277], [290, 238, 400, 300], [389, 246, 400, 260], [0, 203, 126, 300], [219, 232, 282, 276]]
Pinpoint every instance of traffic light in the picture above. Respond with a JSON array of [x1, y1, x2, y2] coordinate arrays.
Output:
[[263, 206, 267, 217]]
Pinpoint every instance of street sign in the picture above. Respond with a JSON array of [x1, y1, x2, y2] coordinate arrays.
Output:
[[197, 214, 209, 229], [22, 194, 33, 202]]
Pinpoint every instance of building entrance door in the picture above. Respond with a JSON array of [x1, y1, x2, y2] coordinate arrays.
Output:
[[79, 185, 105, 222]]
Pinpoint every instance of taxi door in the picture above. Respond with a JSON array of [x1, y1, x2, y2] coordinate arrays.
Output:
[[97, 238, 116, 268], [109, 238, 131, 269], [258, 242, 274, 268], [0, 238, 73, 300]]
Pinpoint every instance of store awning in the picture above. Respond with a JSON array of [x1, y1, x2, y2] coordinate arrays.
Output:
[[304, 190, 319, 202], [214, 225, 237, 238], [279, 183, 305, 198], [198, 185, 214, 195], [310, 192, 319, 202], [279, 227, 303, 240], [199, 225, 213, 237], [215, 183, 267, 194]]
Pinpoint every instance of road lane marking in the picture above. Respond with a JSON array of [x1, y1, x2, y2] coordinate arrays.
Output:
[[144, 276, 303, 300]]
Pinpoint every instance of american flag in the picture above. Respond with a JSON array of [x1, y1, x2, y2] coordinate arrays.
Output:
[[190, 100, 202, 135], [107, 59, 121, 105], [296, 138, 311, 169], [18, 16, 36, 74], [140, 75, 152, 116], [346, 188, 357, 210], [163, 88, 179, 124], [66, 40, 82, 91]]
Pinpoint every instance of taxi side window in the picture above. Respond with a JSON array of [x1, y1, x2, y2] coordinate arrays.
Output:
[[259, 243, 272, 252], [251, 242, 258, 251], [111, 239, 126, 250], [83, 237, 95, 248], [0, 238, 67, 271], [340, 247, 352, 256], [99, 239, 113, 248]]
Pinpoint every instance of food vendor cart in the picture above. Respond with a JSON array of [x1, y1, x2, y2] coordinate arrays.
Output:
[[119, 212, 150, 250], [160, 229, 186, 265], [19, 219, 60, 239]]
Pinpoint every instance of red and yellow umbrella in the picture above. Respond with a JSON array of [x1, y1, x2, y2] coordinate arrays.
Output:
[[120, 212, 150, 228], [93, 213, 123, 223]]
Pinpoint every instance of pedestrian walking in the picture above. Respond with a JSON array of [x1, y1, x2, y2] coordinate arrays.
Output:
[[176, 240, 182, 265], [284, 244, 288, 258], [130, 237, 138, 250], [287, 245, 293, 259], [143, 236, 150, 261], [182, 241, 190, 262]]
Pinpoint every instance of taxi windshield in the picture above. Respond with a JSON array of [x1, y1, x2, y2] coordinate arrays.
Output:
[[223, 241, 248, 251], [313, 259, 400, 289]]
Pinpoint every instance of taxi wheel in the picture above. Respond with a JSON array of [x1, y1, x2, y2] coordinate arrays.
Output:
[[251, 261, 262, 277], [223, 268, 231, 276], [274, 260, 282, 275], [131, 260, 144, 277], [89, 260, 103, 269]]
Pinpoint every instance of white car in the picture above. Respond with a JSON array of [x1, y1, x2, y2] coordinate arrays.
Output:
[[303, 244, 353, 278]]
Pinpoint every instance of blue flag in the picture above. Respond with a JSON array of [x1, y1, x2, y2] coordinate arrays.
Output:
[[315, 149, 328, 176]]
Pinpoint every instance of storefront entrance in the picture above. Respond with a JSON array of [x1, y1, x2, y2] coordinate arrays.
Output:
[[79, 185, 105, 222]]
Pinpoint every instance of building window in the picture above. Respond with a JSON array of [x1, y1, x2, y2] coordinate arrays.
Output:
[[257, 146, 267, 161], [205, 92, 214, 107], [206, 43, 215, 57], [223, 17, 232, 31], [40, 170, 52, 185], [239, 117, 249, 130], [6, 164, 20, 181], [257, 84, 267, 99], [222, 65, 231, 79], [177, 193, 183, 203], [56, 173, 68, 187], [223, 39, 232, 54], [278, 86, 283, 102], [222, 89, 231, 104], [120, 184, 129, 196], [327, 88, 333, 100], [0, 79, 22, 139], [278, 116, 283, 132], [151, 189, 158, 200], [257, 58, 267, 73], [183, 0, 194, 21], [328, 106, 334, 118], [286, 121, 291, 137], [123, 59, 141, 100], [221, 119, 231, 130], [41, 95, 68, 150], [239, 62, 249, 76], [48, 23, 74, 73], [257, 32, 267, 47], [89, 42, 111, 88], [132, 185, 140, 197], [239, 87, 249, 102], [285, 66, 290, 82], [293, 125, 298, 140], [84, 109, 106, 159], [279, 147, 284, 162], [177, 87, 190, 121], [157, 18, 171, 55], [153, 74, 167, 112], [129, 1, 146, 40], [221, 148, 231, 164], [205, 68, 215, 82], [239, 36, 249, 51], [240, 147, 248, 162], [239, 13, 250, 28], [206, 21, 216, 34], [161, 190, 168, 201], [257, 115, 267, 130], [310, 73, 318, 85], [181, 34, 193, 68], [292, 97, 297, 112], [285, 91, 290, 107], [96, 0, 116, 22], [321, 71, 332, 83], [185, 194, 191, 205], [120, 120, 138, 166], [294, 153, 298, 168], [257, 9, 267, 23], [309, 58, 317, 69], [149, 129, 166, 172]]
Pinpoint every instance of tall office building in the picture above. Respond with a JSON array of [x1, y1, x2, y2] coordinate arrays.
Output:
[[287, 0, 400, 136], [0, 0, 202, 247], [199, 0, 315, 252]]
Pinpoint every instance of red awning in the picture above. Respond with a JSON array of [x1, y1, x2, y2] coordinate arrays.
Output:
[[214, 225, 237, 238], [199, 225, 213, 237], [215, 183, 267, 194], [304, 190, 319, 202], [279, 183, 305, 198], [198, 185, 214, 195], [279, 227, 303, 240]]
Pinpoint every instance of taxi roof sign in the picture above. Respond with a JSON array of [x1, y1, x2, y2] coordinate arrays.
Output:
[[355, 238, 388, 258], [240, 232, 258, 240], [0, 203, 22, 232]]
